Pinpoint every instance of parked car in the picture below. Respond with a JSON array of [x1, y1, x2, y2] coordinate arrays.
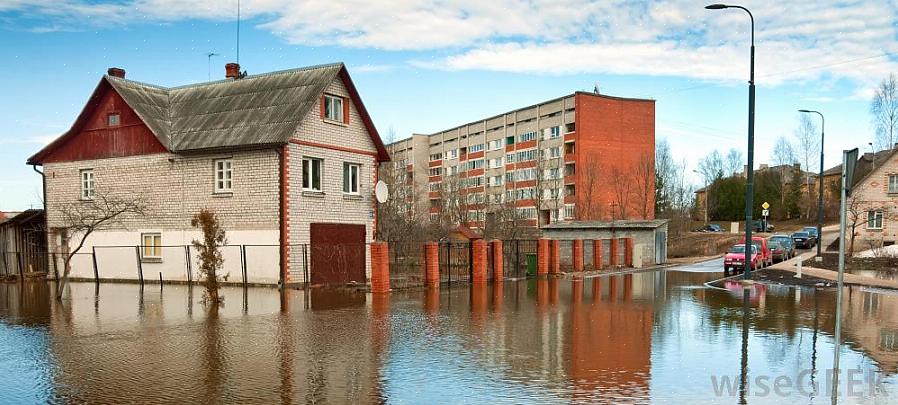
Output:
[[791, 231, 816, 249], [803, 226, 820, 243], [768, 240, 789, 263], [739, 236, 773, 267], [724, 244, 761, 274], [751, 220, 774, 233], [768, 234, 795, 259], [694, 224, 724, 232]]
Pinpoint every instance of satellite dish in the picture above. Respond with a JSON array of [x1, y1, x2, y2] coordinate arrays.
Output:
[[374, 180, 389, 203]]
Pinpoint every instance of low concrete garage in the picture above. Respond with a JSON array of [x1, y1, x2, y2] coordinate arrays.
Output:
[[542, 220, 669, 268]]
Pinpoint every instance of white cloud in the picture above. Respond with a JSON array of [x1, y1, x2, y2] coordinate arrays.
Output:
[[2, 0, 897, 88]]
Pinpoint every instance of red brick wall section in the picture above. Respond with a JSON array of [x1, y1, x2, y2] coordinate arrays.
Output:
[[610, 238, 619, 267], [424, 242, 440, 288], [537, 239, 549, 276], [593, 240, 603, 270], [549, 240, 560, 275], [472, 239, 488, 284], [370, 242, 390, 293], [625, 238, 634, 267], [574, 92, 655, 221], [491, 240, 504, 282], [572, 239, 584, 272]]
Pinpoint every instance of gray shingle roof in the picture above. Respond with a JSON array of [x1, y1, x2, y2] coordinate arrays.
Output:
[[106, 62, 343, 152]]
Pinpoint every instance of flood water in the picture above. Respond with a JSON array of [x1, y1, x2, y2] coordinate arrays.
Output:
[[2, 261, 898, 404]]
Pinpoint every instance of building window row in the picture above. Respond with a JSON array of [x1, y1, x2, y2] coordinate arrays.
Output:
[[429, 167, 442, 176], [468, 143, 484, 153], [488, 139, 504, 150], [517, 207, 537, 219], [517, 131, 537, 143]]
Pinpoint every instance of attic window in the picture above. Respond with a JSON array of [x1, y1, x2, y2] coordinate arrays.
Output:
[[107, 113, 121, 126], [324, 95, 345, 123]]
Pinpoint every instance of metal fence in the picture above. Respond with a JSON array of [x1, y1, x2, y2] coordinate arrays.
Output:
[[386, 241, 425, 289], [503, 239, 538, 279], [439, 242, 472, 284]]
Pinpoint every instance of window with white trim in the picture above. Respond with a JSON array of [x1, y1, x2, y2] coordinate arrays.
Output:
[[564, 204, 576, 219], [141, 232, 162, 260], [489, 157, 503, 168], [303, 157, 323, 192], [214, 159, 233, 193], [489, 175, 504, 187], [889, 175, 898, 194], [868, 211, 884, 229], [80, 169, 94, 200], [517, 131, 536, 143], [550, 126, 561, 138], [469, 144, 484, 153], [343, 163, 360, 194], [324, 95, 344, 122], [517, 207, 537, 219], [430, 153, 442, 161], [488, 139, 504, 150]]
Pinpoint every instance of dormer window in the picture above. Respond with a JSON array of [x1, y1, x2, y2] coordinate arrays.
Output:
[[107, 113, 121, 126], [323, 95, 344, 123]]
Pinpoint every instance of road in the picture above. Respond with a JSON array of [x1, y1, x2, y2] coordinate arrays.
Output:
[[666, 257, 723, 272]]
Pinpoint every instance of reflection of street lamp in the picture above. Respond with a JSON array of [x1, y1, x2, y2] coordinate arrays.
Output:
[[706, 3, 756, 280], [693, 169, 709, 224], [799, 109, 824, 257]]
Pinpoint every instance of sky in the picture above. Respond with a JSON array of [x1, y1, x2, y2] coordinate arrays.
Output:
[[0, 0, 896, 211]]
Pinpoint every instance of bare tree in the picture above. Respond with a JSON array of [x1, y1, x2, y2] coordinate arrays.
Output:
[[697, 150, 724, 185], [578, 160, 605, 220], [54, 192, 147, 299], [724, 148, 743, 176], [771, 136, 797, 207], [611, 166, 631, 219], [794, 114, 820, 219], [872, 73, 898, 151], [654, 139, 676, 215], [846, 194, 865, 256], [631, 153, 654, 219]]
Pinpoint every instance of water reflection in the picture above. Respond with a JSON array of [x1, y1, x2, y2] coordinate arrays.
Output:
[[0, 269, 897, 403]]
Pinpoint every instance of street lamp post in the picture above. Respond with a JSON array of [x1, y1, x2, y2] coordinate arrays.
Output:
[[706, 3, 755, 280], [799, 109, 825, 257]]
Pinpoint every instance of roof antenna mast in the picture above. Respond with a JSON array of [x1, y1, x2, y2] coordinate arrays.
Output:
[[236, 0, 240, 65], [206, 52, 219, 81]]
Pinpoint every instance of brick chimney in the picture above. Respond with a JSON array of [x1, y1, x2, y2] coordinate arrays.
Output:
[[225, 63, 240, 80], [107, 67, 126, 78]]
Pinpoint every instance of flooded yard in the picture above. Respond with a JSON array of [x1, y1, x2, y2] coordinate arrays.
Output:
[[1, 264, 897, 403]]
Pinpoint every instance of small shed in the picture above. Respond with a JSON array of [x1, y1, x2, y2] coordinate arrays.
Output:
[[0, 209, 48, 276], [542, 220, 669, 267]]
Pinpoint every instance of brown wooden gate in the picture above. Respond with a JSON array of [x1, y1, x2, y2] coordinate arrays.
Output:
[[310, 223, 366, 285]]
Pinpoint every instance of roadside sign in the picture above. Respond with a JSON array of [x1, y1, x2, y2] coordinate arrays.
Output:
[[762, 209, 769, 217], [761, 201, 770, 210], [844, 148, 859, 196]]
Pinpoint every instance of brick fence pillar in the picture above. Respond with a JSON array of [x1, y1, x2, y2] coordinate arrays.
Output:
[[491, 239, 504, 282], [549, 240, 560, 274], [572, 239, 584, 272], [610, 238, 619, 267], [472, 239, 488, 284], [424, 242, 440, 288], [624, 237, 634, 267], [593, 239, 603, 270], [537, 239, 549, 276], [370, 242, 390, 293]]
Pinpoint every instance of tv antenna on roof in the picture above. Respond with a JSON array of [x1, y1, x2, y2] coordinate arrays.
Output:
[[236, 0, 241, 64], [206, 52, 219, 81]]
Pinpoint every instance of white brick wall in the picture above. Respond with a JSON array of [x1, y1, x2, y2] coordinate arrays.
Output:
[[850, 152, 898, 246]]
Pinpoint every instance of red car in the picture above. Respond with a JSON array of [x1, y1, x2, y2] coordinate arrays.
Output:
[[739, 236, 773, 267], [724, 244, 761, 274]]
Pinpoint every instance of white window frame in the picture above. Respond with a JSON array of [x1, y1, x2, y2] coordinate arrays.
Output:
[[214, 159, 233, 193], [889, 174, 898, 194], [868, 211, 884, 230], [564, 204, 575, 219], [141, 232, 162, 260], [303, 157, 323, 192], [324, 94, 344, 122], [80, 169, 94, 200], [343, 163, 361, 195]]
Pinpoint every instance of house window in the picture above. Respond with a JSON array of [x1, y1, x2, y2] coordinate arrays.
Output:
[[343, 163, 360, 194], [868, 211, 884, 229], [324, 95, 344, 122], [889, 175, 898, 193], [215, 159, 233, 193], [80, 169, 94, 200], [107, 113, 121, 126], [303, 157, 323, 192], [550, 126, 561, 138], [141, 233, 162, 260], [469, 144, 484, 153]]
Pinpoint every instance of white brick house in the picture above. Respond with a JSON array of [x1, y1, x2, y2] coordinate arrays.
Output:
[[28, 63, 390, 285]]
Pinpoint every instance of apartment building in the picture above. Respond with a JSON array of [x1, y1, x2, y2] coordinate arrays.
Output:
[[387, 91, 655, 229]]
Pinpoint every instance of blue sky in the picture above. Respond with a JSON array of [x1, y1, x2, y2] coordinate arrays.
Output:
[[1, 0, 897, 210]]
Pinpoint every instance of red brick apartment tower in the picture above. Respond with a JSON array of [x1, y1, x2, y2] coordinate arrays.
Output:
[[573, 92, 655, 221]]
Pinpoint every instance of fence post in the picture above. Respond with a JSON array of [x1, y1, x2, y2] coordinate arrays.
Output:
[[549, 240, 560, 275], [185, 246, 193, 284], [240, 245, 247, 285], [492, 240, 504, 282], [370, 241, 391, 293], [472, 239, 487, 284], [424, 242, 440, 288], [593, 240, 603, 270], [624, 238, 634, 267], [610, 238, 620, 267], [572, 239, 584, 272], [134, 246, 144, 286], [537, 239, 549, 276], [92, 246, 99, 283]]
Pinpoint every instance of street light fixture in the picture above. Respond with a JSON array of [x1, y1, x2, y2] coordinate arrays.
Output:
[[706, 3, 755, 280], [799, 109, 825, 257]]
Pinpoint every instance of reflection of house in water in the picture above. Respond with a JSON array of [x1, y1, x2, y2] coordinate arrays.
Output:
[[842, 289, 898, 374]]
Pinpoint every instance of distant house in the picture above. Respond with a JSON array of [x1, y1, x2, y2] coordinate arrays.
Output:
[[28, 63, 390, 285], [840, 148, 898, 249], [0, 209, 47, 276]]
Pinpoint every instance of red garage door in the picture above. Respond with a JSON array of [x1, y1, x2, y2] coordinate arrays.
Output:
[[310, 223, 366, 285]]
